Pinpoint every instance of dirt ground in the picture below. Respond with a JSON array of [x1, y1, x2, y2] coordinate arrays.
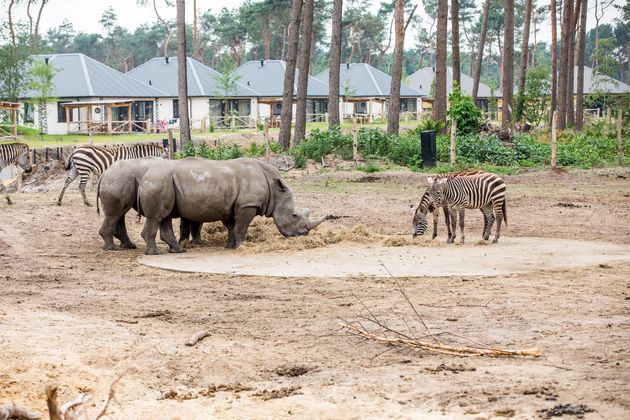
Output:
[[1, 164, 630, 419]]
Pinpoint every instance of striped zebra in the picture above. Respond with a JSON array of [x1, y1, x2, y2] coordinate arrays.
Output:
[[0, 143, 32, 205], [426, 171, 507, 243], [412, 170, 484, 240], [57, 143, 166, 206]]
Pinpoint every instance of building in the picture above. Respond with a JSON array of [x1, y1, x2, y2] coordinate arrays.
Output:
[[233, 60, 329, 123], [315, 63, 425, 122], [127, 57, 259, 129], [19, 53, 169, 135], [406, 66, 501, 113]]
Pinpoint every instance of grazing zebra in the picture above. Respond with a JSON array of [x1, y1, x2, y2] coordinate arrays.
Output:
[[57, 143, 166, 206], [0, 143, 32, 205], [426, 171, 507, 243], [412, 170, 484, 241]]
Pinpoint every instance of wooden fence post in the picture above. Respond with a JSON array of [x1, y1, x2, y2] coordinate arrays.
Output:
[[264, 119, 270, 164], [618, 110, 624, 166], [352, 116, 358, 164], [450, 119, 457, 167], [551, 111, 557, 168], [167, 128, 174, 159]]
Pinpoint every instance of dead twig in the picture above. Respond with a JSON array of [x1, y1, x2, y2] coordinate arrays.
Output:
[[93, 373, 124, 420], [0, 405, 40, 420], [45, 385, 62, 420], [341, 322, 543, 357], [59, 394, 89, 419], [185, 330, 209, 347], [114, 319, 139, 324]]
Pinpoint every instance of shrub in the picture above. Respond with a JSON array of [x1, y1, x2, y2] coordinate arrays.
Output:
[[290, 127, 353, 168], [447, 86, 482, 135], [357, 160, 381, 173]]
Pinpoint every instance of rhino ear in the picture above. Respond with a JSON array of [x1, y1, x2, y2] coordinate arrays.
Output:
[[274, 178, 289, 193]]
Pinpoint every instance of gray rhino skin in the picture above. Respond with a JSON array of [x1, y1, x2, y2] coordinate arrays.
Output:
[[138, 157, 326, 255], [97, 158, 201, 251]]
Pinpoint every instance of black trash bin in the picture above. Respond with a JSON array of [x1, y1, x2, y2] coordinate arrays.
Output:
[[420, 130, 437, 168]]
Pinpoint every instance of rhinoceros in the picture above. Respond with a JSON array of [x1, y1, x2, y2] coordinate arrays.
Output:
[[138, 157, 326, 255], [96, 158, 201, 251]]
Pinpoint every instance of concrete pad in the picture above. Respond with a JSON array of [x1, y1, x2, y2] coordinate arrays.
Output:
[[138, 237, 630, 278]]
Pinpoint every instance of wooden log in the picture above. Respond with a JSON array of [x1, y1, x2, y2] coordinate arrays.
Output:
[[186, 330, 209, 347]]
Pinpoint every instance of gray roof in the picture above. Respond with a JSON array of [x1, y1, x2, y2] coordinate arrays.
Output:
[[315, 63, 424, 98], [128, 57, 259, 97], [20, 53, 169, 99], [233, 60, 329, 97], [578, 66, 630, 94], [406, 67, 501, 99]]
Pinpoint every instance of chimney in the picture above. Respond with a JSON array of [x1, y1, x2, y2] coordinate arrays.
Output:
[[432, 67, 435, 72], [247, 81, 250, 86], [165, 56, 169, 64], [149, 80, 152, 85], [44, 57, 49, 65], [260, 59, 264, 66], [346, 63, 350, 69]]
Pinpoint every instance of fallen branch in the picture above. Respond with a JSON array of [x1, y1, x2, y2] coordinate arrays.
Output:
[[0, 405, 40, 420], [341, 322, 543, 357], [134, 310, 171, 319], [185, 330, 209, 347], [45, 385, 62, 420], [93, 373, 123, 420]]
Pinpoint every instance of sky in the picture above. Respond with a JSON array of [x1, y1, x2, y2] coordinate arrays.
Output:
[[4, 0, 623, 49]]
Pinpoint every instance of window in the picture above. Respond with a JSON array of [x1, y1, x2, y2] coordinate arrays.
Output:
[[173, 99, 179, 119], [57, 102, 71, 122], [24, 103, 34, 123]]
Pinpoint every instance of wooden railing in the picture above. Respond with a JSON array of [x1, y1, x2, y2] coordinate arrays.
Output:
[[67, 119, 152, 134]]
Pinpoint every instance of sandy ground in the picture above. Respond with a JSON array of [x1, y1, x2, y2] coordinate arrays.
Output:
[[1, 164, 630, 419]]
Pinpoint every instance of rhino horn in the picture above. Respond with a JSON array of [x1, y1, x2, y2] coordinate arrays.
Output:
[[307, 215, 327, 230]]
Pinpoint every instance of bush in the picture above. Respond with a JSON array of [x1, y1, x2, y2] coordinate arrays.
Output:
[[175, 140, 243, 160], [447, 86, 482, 135], [357, 128, 394, 157], [290, 127, 353, 168], [357, 160, 381, 173]]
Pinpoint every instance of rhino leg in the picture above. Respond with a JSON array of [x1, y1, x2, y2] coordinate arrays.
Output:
[[99, 215, 119, 251], [231, 207, 257, 249], [190, 222, 203, 245], [115, 217, 136, 249], [141, 218, 161, 255], [179, 218, 191, 243], [223, 218, 236, 249], [160, 217, 185, 253]]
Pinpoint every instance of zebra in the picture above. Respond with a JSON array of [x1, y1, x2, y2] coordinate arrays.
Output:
[[412, 170, 484, 241], [57, 143, 166, 206], [426, 171, 507, 243], [0, 143, 32, 205]]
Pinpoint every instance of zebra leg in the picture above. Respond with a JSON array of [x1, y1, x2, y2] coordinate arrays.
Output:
[[78, 172, 92, 206], [443, 204, 453, 242], [159, 217, 185, 253], [0, 182, 12, 205], [458, 207, 466, 244], [492, 205, 503, 243], [57, 166, 79, 206], [115, 217, 136, 249], [447, 207, 457, 244], [141, 217, 162, 255], [431, 209, 438, 240], [482, 206, 496, 241]]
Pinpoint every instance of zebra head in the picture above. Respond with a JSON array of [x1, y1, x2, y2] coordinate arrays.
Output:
[[16, 149, 32, 173], [412, 206, 429, 237]]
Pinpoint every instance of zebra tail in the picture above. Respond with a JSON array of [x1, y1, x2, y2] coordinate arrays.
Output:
[[502, 200, 508, 226]]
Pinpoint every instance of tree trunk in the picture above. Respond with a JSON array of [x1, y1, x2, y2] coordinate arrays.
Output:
[[531, 14, 537, 66], [472, 0, 490, 104], [451, 0, 461, 87], [516, 0, 533, 122], [557, 0, 573, 129], [567, 0, 581, 127], [279, 0, 303, 150], [434, 0, 448, 127], [193, 0, 199, 60], [501, 0, 514, 130], [176, 0, 191, 144], [8, 0, 17, 60], [575, 0, 588, 130], [34, 0, 49, 52], [328, 0, 343, 128], [388, 0, 405, 134], [550, 0, 558, 124], [27, 0, 34, 52], [294, 0, 314, 145]]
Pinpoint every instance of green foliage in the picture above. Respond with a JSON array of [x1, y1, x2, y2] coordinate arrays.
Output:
[[415, 115, 445, 133], [290, 127, 353, 168], [357, 160, 381, 173], [176, 141, 244, 160], [243, 141, 282, 157], [515, 66, 551, 128], [27, 60, 57, 102], [446, 86, 482, 135]]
